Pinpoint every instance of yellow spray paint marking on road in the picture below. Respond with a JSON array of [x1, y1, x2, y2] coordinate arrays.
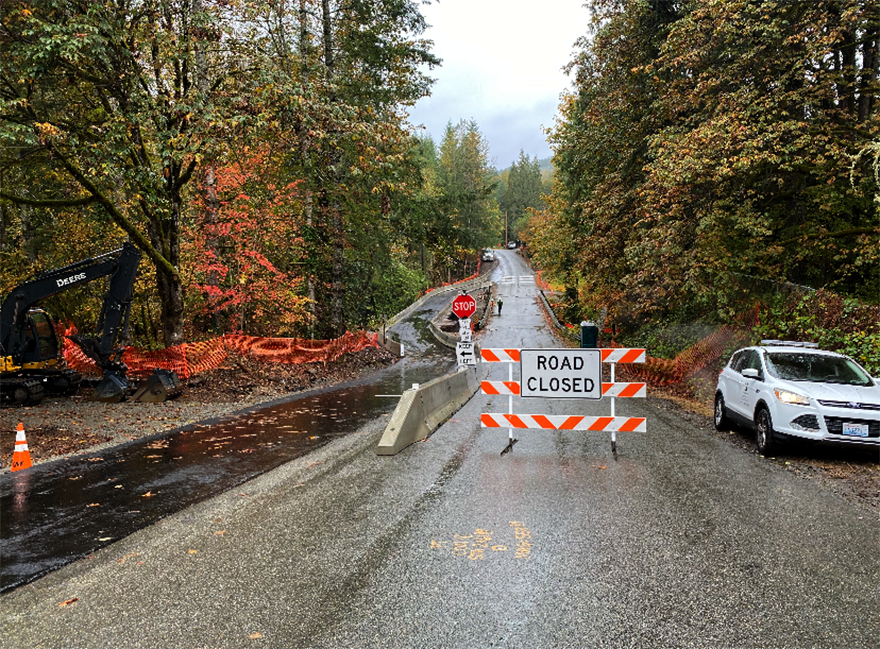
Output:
[[430, 523, 532, 561]]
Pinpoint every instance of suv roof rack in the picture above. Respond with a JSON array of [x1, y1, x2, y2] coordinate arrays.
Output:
[[759, 340, 819, 349]]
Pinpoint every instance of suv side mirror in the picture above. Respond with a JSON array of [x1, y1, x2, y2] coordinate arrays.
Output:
[[742, 368, 760, 379]]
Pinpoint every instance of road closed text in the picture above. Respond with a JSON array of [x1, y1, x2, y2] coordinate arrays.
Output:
[[526, 375, 594, 394], [520, 349, 601, 399]]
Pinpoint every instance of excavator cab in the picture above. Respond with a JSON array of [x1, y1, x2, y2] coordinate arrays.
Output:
[[21, 309, 60, 367]]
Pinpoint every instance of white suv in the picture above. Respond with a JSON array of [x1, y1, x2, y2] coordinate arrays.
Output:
[[714, 341, 880, 454]]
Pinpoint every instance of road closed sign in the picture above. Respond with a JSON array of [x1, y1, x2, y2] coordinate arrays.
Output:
[[520, 349, 601, 399]]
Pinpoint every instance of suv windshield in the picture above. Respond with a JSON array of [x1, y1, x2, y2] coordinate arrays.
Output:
[[765, 353, 873, 386]]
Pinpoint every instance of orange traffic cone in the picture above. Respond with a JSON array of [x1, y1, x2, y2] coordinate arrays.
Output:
[[11, 423, 33, 472]]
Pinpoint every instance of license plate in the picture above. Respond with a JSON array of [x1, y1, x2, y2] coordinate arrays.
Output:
[[841, 422, 869, 437]]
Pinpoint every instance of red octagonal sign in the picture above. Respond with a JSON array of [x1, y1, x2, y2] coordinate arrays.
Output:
[[452, 294, 477, 319]]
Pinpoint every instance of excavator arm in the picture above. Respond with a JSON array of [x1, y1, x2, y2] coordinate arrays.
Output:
[[64, 242, 141, 372]]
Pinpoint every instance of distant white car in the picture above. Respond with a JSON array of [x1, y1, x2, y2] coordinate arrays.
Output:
[[714, 341, 880, 454], [481, 250, 495, 262], [507, 241, 516, 249]]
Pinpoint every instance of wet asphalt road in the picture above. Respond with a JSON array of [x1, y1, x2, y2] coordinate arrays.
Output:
[[0, 285, 456, 592], [2, 250, 879, 648]]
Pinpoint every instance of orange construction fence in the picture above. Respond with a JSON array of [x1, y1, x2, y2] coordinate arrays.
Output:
[[62, 329, 380, 380], [615, 313, 758, 386]]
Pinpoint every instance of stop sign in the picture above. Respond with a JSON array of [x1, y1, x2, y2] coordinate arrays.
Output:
[[452, 294, 477, 319]]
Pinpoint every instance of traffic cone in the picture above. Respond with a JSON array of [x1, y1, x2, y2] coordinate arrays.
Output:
[[11, 423, 33, 472]]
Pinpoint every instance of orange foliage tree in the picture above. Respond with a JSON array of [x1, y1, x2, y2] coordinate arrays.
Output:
[[185, 149, 311, 337]]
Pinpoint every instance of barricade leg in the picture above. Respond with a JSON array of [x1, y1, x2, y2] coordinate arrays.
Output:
[[500, 361, 518, 456]]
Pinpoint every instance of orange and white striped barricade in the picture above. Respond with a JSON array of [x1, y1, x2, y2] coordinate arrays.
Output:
[[480, 349, 522, 453], [600, 349, 645, 456], [480, 348, 521, 363], [482, 381, 646, 399], [480, 348, 647, 457], [481, 414, 646, 432]]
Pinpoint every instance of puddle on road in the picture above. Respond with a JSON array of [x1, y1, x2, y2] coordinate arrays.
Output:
[[0, 357, 453, 593]]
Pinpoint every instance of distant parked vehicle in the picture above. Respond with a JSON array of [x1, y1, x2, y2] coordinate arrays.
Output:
[[714, 340, 880, 454], [481, 250, 496, 262], [507, 241, 517, 249]]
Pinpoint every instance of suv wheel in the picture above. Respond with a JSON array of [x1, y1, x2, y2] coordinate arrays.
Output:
[[755, 407, 776, 455], [714, 393, 729, 431]]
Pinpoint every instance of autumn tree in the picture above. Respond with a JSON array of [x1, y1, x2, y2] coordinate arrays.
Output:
[[541, 0, 878, 331], [538, 0, 679, 318], [1, 0, 440, 343], [244, 0, 439, 336], [0, 0, 284, 345]]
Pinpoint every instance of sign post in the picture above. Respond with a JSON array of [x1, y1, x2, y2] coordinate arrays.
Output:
[[453, 292, 477, 370]]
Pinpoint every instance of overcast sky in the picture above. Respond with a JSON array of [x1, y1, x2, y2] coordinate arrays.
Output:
[[407, 0, 591, 170]]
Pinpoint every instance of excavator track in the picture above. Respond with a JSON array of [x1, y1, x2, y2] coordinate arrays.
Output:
[[0, 376, 46, 407], [37, 368, 83, 396]]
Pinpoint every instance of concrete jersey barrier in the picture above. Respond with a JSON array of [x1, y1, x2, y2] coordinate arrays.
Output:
[[376, 367, 481, 455]]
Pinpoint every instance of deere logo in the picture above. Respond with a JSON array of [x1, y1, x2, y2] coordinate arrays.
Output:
[[56, 272, 87, 288]]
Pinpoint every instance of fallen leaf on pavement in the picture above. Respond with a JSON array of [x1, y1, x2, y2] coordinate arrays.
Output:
[[141, 491, 156, 498], [58, 598, 79, 607], [249, 632, 263, 639]]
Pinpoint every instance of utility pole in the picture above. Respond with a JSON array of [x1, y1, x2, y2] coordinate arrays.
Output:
[[505, 210, 508, 248]]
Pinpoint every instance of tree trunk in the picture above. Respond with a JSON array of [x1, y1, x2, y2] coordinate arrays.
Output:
[[857, 24, 878, 123], [301, 0, 317, 338], [321, 0, 345, 336], [148, 169, 186, 347], [156, 267, 185, 348], [204, 166, 220, 290]]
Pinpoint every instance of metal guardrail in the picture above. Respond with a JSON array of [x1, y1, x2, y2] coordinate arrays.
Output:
[[538, 289, 567, 331]]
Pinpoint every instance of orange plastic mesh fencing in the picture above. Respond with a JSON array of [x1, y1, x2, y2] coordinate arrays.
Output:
[[615, 307, 760, 385], [62, 330, 380, 379], [536, 271, 552, 293]]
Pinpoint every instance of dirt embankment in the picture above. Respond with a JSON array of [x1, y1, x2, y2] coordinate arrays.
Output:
[[1, 346, 396, 470]]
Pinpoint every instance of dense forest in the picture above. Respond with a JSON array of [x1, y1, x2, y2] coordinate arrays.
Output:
[[524, 0, 878, 335], [2, 0, 877, 356], [0, 0, 508, 345]]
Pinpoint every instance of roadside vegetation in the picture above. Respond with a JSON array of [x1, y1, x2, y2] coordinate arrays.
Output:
[[0, 1, 505, 346], [523, 0, 878, 368]]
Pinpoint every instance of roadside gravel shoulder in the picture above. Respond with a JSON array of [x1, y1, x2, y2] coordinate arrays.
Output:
[[650, 389, 880, 515]]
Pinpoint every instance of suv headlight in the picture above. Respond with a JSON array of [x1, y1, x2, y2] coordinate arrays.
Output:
[[774, 389, 810, 406]]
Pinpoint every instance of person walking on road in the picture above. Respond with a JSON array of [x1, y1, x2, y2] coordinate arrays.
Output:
[[497, 298, 503, 316]]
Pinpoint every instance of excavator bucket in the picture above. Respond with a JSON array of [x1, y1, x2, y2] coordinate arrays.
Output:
[[131, 369, 182, 403], [89, 371, 129, 403]]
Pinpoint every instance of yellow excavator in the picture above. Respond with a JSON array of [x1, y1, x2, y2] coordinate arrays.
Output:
[[0, 242, 180, 406]]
